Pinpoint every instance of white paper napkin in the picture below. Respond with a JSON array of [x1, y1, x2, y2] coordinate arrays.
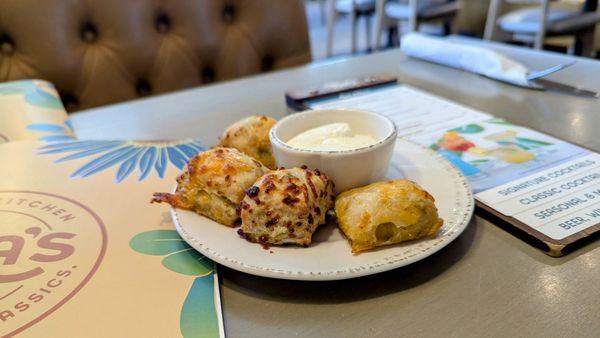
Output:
[[401, 33, 533, 87]]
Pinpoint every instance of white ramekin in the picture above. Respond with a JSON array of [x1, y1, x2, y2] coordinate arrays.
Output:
[[269, 108, 397, 193]]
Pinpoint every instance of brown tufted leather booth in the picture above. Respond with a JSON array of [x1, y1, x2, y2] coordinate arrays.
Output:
[[0, 0, 311, 112]]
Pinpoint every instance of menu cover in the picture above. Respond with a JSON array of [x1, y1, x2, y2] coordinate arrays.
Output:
[[304, 84, 599, 256], [0, 80, 224, 338]]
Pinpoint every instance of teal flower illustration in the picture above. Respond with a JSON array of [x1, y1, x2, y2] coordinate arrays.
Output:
[[0, 79, 64, 110], [1, 79, 75, 141], [497, 138, 553, 150], [27, 120, 75, 142], [38, 139, 204, 182], [486, 118, 514, 126], [450, 123, 484, 134], [130, 230, 221, 338]]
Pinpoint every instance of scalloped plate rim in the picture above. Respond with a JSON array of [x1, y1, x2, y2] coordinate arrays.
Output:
[[172, 138, 475, 281]]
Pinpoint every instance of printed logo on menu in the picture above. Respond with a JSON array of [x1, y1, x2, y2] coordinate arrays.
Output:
[[0, 191, 107, 337]]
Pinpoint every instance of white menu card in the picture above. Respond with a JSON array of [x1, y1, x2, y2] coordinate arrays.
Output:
[[308, 84, 598, 254]]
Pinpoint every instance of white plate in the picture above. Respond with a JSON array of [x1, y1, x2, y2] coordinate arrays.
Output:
[[173, 139, 474, 281]]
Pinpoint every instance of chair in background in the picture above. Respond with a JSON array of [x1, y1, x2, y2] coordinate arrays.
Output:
[[326, 0, 377, 56], [0, 0, 311, 112], [484, 0, 600, 56], [308, 0, 328, 24], [374, 0, 461, 49]]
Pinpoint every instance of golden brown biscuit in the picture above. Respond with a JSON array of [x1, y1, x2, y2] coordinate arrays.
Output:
[[218, 115, 277, 169], [335, 179, 443, 253], [237, 167, 335, 247], [152, 147, 269, 226]]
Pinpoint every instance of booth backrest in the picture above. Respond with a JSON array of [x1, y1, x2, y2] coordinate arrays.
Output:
[[0, 0, 311, 111]]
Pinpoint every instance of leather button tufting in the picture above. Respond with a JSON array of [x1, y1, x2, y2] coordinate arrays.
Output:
[[156, 13, 171, 34], [261, 56, 274, 71], [200, 67, 215, 83], [0, 35, 15, 55], [80, 22, 98, 42], [222, 3, 235, 24], [0, 0, 311, 112], [136, 79, 152, 96], [61, 93, 79, 111]]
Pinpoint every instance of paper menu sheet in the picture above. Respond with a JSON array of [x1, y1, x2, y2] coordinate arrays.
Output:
[[307, 85, 597, 248], [0, 79, 224, 338], [311, 85, 492, 139], [309, 85, 590, 192]]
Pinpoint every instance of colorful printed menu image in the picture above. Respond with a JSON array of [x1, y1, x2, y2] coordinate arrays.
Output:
[[410, 118, 590, 193]]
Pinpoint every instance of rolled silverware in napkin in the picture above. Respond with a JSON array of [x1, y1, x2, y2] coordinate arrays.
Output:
[[401, 33, 534, 87], [401, 33, 599, 99]]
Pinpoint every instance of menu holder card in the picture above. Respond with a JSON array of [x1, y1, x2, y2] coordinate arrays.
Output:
[[475, 154, 600, 256], [291, 82, 599, 256]]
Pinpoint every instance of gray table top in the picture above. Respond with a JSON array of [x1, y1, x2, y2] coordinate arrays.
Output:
[[71, 38, 600, 338]]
